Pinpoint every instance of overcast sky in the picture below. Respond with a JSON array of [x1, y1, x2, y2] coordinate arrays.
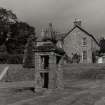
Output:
[[0, 0, 105, 38]]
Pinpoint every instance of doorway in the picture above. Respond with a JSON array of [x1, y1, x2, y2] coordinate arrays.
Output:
[[40, 72, 49, 88]]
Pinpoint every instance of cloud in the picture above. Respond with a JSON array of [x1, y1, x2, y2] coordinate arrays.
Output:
[[0, 0, 105, 37]]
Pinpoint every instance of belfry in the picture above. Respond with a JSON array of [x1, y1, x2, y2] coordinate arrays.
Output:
[[34, 23, 65, 92]]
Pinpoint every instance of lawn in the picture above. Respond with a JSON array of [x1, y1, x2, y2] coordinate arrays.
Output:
[[1, 63, 105, 105], [2, 80, 105, 105]]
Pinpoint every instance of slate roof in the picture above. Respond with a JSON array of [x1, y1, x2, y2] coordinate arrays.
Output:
[[56, 25, 100, 47]]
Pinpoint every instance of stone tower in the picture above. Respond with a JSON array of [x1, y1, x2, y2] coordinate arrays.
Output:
[[34, 24, 65, 92]]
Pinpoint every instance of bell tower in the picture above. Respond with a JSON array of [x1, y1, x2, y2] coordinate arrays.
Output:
[[34, 27, 65, 92]]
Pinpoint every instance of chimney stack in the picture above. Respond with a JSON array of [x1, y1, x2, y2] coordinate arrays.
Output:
[[74, 18, 82, 27]]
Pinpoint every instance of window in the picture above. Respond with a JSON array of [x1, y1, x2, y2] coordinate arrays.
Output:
[[83, 51, 87, 60], [82, 37, 87, 46], [41, 55, 49, 69]]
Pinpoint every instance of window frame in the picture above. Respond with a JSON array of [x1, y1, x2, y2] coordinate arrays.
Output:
[[82, 37, 87, 46], [83, 50, 87, 61]]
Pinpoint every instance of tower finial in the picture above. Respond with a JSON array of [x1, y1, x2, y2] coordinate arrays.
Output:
[[40, 28, 46, 41]]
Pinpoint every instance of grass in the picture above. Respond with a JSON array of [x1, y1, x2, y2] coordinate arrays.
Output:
[[63, 63, 105, 80], [0, 88, 36, 105], [0, 64, 35, 82], [1, 63, 105, 82], [1, 63, 105, 105], [5, 81, 105, 105]]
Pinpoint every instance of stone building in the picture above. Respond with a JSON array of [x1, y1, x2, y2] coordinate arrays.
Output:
[[22, 20, 100, 91], [60, 19, 100, 63], [34, 23, 65, 91]]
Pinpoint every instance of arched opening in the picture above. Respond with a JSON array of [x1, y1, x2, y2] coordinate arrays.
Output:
[[40, 72, 49, 88]]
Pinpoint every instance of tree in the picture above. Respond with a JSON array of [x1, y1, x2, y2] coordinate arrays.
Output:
[[23, 35, 35, 68], [0, 7, 35, 54], [0, 7, 17, 45], [5, 22, 35, 54], [99, 37, 105, 54], [0, 7, 35, 64]]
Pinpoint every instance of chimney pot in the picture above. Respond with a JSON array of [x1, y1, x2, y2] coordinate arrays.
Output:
[[74, 18, 82, 27]]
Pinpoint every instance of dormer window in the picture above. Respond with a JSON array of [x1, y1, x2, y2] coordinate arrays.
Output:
[[82, 37, 87, 46]]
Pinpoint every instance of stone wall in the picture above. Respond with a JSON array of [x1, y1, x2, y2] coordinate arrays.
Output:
[[63, 27, 93, 63]]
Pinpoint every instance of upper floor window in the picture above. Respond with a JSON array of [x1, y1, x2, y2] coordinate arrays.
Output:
[[41, 55, 49, 69], [82, 37, 87, 46], [83, 51, 87, 60]]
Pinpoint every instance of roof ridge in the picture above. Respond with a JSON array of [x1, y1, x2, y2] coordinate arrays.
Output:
[[76, 25, 99, 46], [62, 25, 100, 47]]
